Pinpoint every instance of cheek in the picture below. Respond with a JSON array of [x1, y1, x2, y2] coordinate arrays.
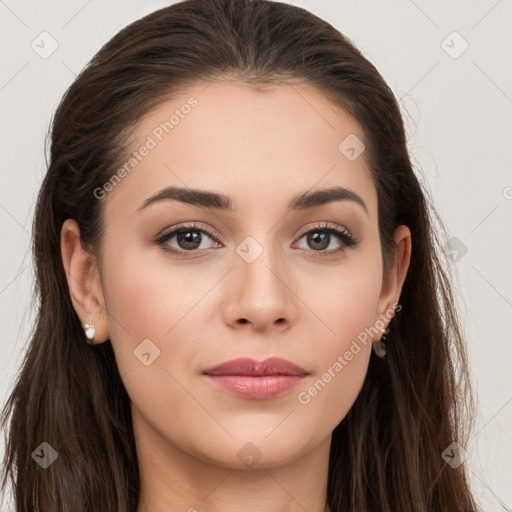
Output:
[[294, 257, 382, 424], [101, 242, 203, 339], [99, 248, 207, 447], [99, 242, 217, 392], [304, 252, 383, 348], [293, 307, 375, 434]]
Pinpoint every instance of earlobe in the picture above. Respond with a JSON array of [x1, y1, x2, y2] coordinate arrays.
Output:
[[60, 218, 109, 344]]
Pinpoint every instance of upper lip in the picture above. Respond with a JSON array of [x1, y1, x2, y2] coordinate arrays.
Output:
[[202, 357, 308, 376]]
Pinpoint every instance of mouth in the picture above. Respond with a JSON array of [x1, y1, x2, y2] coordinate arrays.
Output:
[[202, 357, 309, 399]]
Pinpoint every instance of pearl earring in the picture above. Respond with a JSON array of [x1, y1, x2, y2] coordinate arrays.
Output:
[[84, 323, 96, 344]]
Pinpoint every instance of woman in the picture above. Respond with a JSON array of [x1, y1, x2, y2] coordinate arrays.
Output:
[[0, 0, 479, 510]]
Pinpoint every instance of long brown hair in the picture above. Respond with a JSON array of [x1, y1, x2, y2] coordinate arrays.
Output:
[[1, 0, 479, 510]]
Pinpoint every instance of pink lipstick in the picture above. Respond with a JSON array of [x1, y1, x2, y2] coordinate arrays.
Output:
[[202, 357, 308, 399]]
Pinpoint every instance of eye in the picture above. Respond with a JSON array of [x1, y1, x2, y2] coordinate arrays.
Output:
[[294, 222, 358, 258], [155, 222, 221, 258]]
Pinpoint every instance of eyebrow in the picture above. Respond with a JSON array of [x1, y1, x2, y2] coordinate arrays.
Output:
[[136, 185, 368, 216]]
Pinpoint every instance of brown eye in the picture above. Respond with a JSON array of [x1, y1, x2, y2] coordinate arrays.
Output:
[[155, 223, 221, 258]]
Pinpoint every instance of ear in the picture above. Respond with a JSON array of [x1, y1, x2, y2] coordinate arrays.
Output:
[[60, 218, 109, 344], [375, 224, 412, 338]]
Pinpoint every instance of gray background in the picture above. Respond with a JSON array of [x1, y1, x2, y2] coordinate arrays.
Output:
[[1, 0, 511, 510]]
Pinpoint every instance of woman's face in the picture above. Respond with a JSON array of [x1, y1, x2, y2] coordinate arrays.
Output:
[[65, 79, 410, 470]]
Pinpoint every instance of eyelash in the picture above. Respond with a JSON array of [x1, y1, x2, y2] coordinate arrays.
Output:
[[154, 221, 358, 260]]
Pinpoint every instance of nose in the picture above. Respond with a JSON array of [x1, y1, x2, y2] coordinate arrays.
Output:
[[222, 244, 298, 333]]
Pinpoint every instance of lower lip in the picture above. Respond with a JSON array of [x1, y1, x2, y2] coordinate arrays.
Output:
[[203, 374, 307, 399]]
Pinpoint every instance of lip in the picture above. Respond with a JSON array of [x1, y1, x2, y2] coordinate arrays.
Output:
[[202, 357, 308, 376], [202, 357, 309, 399]]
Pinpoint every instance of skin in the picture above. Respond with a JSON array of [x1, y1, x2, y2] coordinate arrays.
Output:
[[61, 79, 411, 512]]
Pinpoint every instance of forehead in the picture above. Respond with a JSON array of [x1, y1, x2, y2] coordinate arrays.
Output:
[[104, 80, 377, 221]]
